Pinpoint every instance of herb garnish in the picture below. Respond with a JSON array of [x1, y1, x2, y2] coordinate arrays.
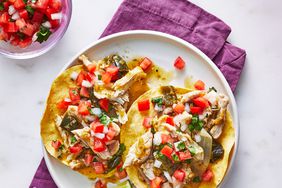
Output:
[[0, 2, 4, 11], [36, 26, 52, 43], [193, 176, 201, 183], [188, 145, 196, 156], [99, 113, 111, 126], [26, 5, 35, 15], [176, 141, 186, 151], [70, 136, 77, 144], [188, 115, 203, 131], [208, 86, 217, 92], [151, 97, 163, 105]]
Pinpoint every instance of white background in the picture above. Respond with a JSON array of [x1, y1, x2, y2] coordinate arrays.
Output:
[[0, 0, 281, 187]]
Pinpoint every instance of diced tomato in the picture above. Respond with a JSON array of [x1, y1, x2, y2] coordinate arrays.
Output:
[[91, 121, 104, 133], [45, 7, 56, 19], [18, 37, 32, 48], [49, 19, 59, 28], [93, 139, 106, 152], [193, 97, 209, 109], [32, 11, 44, 23], [106, 65, 119, 77], [194, 80, 205, 90], [105, 126, 116, 141], [115, 169, 127, 180], [13, 0, 25, 10], [0, 12, 9, 25], [140, 57, 152, 71], [18, 9, 29, 20], [137, 99, 150, 111], [173, 169, 186, 182], [161, 134, 173, 144], [94, 179, 107, 188], [0, 30, 11, 41], [69, 88, 80, 104], [84, 153, 94, 166], [8, 0, 16, 3], [142, 117, 152, 129], [174, 56, 185, 70], [21, 23, 35, 36], [101, 72, 112, 84], [35, 0, 49, 10], [10, 37, 20, 46], [57, 99, 71, 110], [76, 70, 86, 86], [160, 145, 173, 159], [51, 140, 61, 150], [166, 116, 175, 126], [99, 98, 109, 112], [15, 18, 26, 29], [5, 22, 18, 33], [78, 101, 91, 115], [150, 177, 163, 188], [87, 63, 96, 73], [3, 2, 9, 11], [93, 162, 105, 174], [202, 169, 213, 182], [173, 103, 185, 114], [80, 87, 90, 98], [85, 72, 94, 82], [49, 0, 62, 12], [178, 151, 192, 161], [190, 106, 203, 115], [69, 144, 83, 154]]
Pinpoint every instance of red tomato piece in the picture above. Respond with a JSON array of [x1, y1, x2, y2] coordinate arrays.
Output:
[[76, 70, 86, 86], [178, 151, 192, 161], [106, 65, 119, 77], [173, 169, 186, 182], [78, 101, 91, 115], [95, 179, 107, 188], [3, 2, 9, 11], [193, 97, 209, 109], [45, 8, 56, 19], [93, 162, 105, 174], [173, 103, 185, 114], [49, 0, 62, 12], [166, 116, 175, 126], [194, 80, 205, 90], [21, 23, 35, 37], [69, 88, 80, 104], [105, 126, 116, 141], [87, 63, 96, 73], [18, 9, 29, 20], [36, 0, 49, 10], [91, 121, 104, 133], [140, 57, 153, 71], [115, 169, 127, 180], [190, 106, 203, 115], [18, 37, 32, 48], [142, 117, 152, 129], [80, 87, 90, 98], [15, 18, 26, 29], [0, 30, 11, 41], [5, 22, 18, 33], [69, 144, 83, 154], [51, 140, 61, 150], [57, 99, 71, 110], [174, 56, 185, 70], [49, 19, 60, 29], [93, 139, 106, 152], [101, 72, 112, 84], [99, 98, 109, 112], [150, 177, 163, 188], [13, 0, 25, 10], [202, 169, 213, 182], [138, 99, 150, 111], [32, 11, 44, 23], [160, 145, 173, 159], [0, 12, 9, 25], [84, 153, 94, 166], [10, 37, 20, 46], [161, 134, 173, 144]]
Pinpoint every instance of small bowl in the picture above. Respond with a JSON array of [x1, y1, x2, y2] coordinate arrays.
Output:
[[0, 0, 72, 59]]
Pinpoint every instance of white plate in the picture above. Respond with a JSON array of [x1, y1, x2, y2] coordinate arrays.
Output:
[[43, 30, 239, 188]]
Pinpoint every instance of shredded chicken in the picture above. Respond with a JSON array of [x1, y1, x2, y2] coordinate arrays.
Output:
[[79, 54, 96, 67], [140, 160, 156, 180], [180, 90, 206, 103]]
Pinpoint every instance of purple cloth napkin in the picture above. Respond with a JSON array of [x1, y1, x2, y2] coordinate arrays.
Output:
[[30, 0, 246, 187]]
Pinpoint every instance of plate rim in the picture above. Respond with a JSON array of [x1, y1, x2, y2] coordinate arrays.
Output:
[[43, 30, 239, 188]]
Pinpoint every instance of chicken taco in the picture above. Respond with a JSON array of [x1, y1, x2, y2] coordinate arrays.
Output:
[[121, 86, 235, 188], [41, 54, 154, 179]]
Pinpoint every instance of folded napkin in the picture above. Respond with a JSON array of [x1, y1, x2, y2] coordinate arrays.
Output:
[[30, 0, 246, 187]]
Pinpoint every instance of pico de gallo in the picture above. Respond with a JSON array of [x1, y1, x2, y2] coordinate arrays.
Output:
[[52, 54, 149, 176], [0, 0, 62, 48]]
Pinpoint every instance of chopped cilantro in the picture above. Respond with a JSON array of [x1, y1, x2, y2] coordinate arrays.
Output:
[[70, 136, 77, 144], [188, 124, 195, 131], [17, 32, 25, 40], [185, 159, 192, 164], [23, 0, 28, 4], [172, 154, 180, 162], [26, 5, 35, 15], [99, 113, 111, 126], [167, 142, 173, 148], [97, 74, 102, 80], [193, 176, 201, 183], [195, 121, 203, 131], [151, 97, 163, 105], [0, 2, 4, 11], [177, 141, 186, 151], [208, 86, 217, 93], [36, 26, 52, 43], [191, 115, 198, 124], [118, 167, 124, 172], [188, 145, 196, 156], [71, 89, 78, 95], [156, 151, 165, 160]]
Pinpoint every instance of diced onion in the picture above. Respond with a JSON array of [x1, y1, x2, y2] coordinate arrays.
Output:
[[51, 12, 63, 20], [64, 98, 71, 102], [194, 134, 201, 143], [11, 12, 19, 20], [154, 105, 163, 112], [185, 103, 190, 113], [180, 123, 188, 132], [70, 72, 78, 80], [103, 126, 109, 134], [91, 108, 102, 116], [32, 32, 38, 42], [42, 21, 51, 28], [163, 171, 173, 183], [81, 121, 88, 128], [82, 80, 92, 88], [85, 115, 95, 122], [94, 133, 105, 139], [8, 5, 16, 15], [174, 141, 183, 152], [153, 132, 162, 146], [154, 160, 162, 168]]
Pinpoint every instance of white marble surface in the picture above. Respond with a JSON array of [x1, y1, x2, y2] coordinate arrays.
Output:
[[0, 0, 281, 187]]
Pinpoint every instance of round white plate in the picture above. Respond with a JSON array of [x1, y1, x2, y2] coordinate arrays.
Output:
[[43, 30, 239, 188]]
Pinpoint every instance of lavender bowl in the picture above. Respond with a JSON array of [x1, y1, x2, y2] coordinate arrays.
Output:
[[0, 0, 72, 59]]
